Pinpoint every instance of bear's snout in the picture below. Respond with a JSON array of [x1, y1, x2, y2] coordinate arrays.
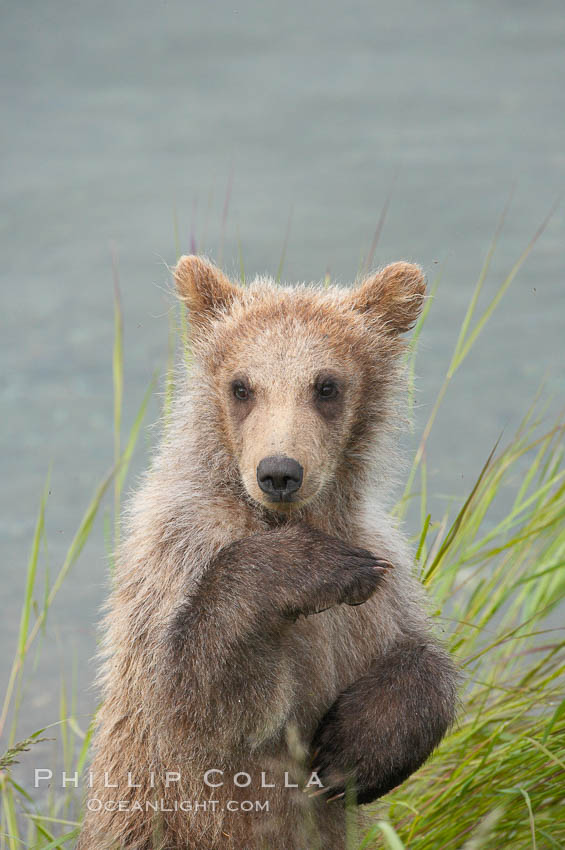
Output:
[[256, 455, 303, 502]]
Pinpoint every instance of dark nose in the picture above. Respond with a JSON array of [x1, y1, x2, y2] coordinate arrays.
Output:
[[257, 455, 304, 501]]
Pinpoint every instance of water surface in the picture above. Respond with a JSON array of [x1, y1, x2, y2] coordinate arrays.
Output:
[[1, 0, 563, 749]]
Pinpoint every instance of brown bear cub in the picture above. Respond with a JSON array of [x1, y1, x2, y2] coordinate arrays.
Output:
[[78, 257, 457, 849]]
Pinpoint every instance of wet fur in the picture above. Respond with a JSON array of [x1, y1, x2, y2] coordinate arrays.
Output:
[[78, 259, 457, 849]]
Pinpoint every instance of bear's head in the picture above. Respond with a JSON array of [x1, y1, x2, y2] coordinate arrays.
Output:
[[174, 256, 425, 515]]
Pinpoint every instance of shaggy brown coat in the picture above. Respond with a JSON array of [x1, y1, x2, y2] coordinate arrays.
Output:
[[78, 257, 457, 850]]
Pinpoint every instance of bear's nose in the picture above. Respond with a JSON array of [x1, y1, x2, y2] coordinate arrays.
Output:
[[256, 455, 303, 501]]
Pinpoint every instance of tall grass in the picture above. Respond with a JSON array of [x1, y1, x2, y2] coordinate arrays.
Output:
[[374, 407, 565, 849], [1, 214, 563, 849]]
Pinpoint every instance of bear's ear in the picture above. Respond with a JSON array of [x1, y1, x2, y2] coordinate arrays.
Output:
[[173, 255, 241, 331], [348, 262, 426, 335]]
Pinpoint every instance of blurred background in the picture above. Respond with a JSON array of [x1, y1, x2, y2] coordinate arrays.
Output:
[[1, 0, 564, 750]]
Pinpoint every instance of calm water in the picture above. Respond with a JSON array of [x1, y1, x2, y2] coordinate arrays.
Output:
[[1, 0, 564, 746]]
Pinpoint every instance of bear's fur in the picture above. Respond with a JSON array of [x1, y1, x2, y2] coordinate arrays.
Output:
[[78, 257, 457, 850]]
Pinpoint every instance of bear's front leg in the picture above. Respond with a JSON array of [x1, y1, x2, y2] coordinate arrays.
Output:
[[310, 634, 457, 803], [161, 523, 390, 748]]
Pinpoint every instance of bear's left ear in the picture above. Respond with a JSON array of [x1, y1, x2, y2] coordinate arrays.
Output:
[[173, 255, 242, 332], [348, 262, 426, 335]]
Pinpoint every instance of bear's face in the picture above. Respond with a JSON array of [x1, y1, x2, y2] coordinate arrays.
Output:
[[174, 256, 425, 514], [216, 308, 364, 511]]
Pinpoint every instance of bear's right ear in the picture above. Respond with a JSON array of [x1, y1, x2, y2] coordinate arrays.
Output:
[[173, 255, 241, 332]]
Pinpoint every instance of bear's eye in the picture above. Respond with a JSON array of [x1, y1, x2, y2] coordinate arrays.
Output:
[[317, 380, 338, 400], [232, 380, 250, 401]]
